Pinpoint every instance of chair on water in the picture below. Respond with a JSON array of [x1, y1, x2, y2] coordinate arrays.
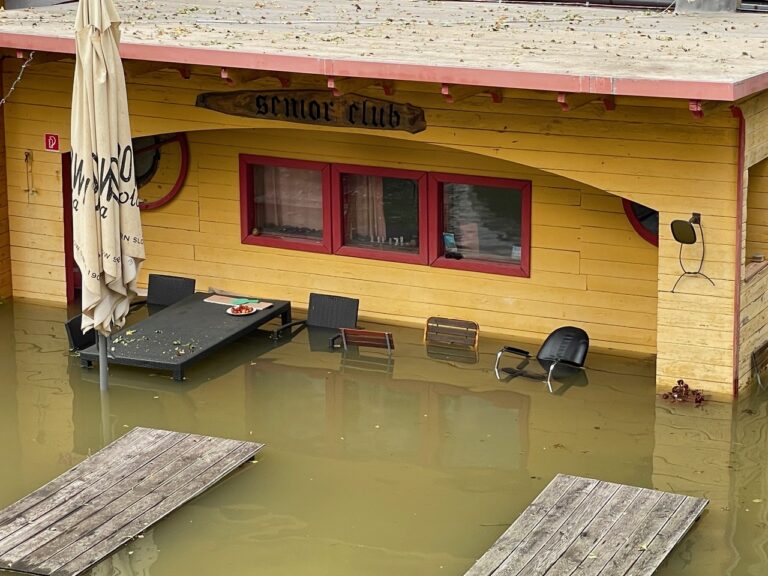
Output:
[[65, 314, 97, 352], [330, 328, 395, 373], [424, 316, 479, 364], [130, 274, 196, 315], [271, 293, 359, 349], [494, 326, 589, 394], [146, 274, 196, 308]]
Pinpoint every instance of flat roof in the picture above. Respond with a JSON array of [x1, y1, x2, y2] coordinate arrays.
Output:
[[1, 0, 767, 100]]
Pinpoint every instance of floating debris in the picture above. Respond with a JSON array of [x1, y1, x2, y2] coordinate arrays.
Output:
[[661, 379, 705, 406]]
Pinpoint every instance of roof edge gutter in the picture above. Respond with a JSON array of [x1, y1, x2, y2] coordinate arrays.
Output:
[[0, 32, 745, 102]]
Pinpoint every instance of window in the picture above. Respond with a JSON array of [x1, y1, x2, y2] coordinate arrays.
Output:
[[240, 155, 332, 253], [332, 165, 428, 264], [240, 155, 531, 276], [429, 173, 531, 276], [622, 199, 658, 247]]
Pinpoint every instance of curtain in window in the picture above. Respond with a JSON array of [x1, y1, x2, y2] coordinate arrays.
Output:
[[344, 174, 387, 242], [257, 165, 323, 234]]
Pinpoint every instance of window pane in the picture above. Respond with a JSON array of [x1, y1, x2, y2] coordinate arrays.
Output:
[[443, 183, 523, 263], [252, 165, 324, 241], [341, 173, 419, 253]]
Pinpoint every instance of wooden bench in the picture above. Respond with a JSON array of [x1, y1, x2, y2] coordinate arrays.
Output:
[[424, 316, 479, 349], [752, 339, 768, 389]]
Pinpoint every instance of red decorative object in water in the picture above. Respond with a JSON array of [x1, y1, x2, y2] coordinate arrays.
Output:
[[661, 379, 705, 406]]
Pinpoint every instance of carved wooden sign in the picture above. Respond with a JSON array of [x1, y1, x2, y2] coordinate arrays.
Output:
[[195, 90, 427, 134]]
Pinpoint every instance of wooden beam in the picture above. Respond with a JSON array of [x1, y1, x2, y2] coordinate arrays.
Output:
[[441, 84, 502, 104], [380, 80, 396, 96], [15, 50, 69, 66], [220, 68, 291, 88], [557, 92, 597, 112], [125, 61, 190, 80], [327, 76, 375, 97], [688, 99, 726, 119]]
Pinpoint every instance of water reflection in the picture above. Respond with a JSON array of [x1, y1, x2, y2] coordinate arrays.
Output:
[[1, 299, 767, 575]]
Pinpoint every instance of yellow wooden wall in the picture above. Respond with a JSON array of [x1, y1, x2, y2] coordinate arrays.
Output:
[[0, 60, 11, 299], [2, 60, 744, 393], [737, 92, 768, 391]]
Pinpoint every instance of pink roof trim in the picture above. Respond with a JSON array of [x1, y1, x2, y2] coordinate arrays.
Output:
[[2, 32, 765, 101]]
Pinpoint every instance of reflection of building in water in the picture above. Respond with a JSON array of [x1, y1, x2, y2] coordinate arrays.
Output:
[[0, 303, 21, 495], [91, 531, 159, 576], [10, 302, 76, 483], [246, 359, 530, 473]]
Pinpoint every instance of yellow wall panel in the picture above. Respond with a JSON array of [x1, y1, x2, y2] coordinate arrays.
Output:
[[4, 61, 750, 394]]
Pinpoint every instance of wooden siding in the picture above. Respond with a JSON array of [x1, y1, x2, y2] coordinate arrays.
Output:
[[745, 161, 768, 265], [0, 60, 11, 299], [736, 95, 768, 392], [2, 61, 744, 393], [738, 264, 768, 387]]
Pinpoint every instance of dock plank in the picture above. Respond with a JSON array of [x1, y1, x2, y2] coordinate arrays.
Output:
[[52, 442, 259, 576], [546, 485, 645, 576], [516, 481, 621, 576], [0, 427, 262, 576], [464, 474, 707, 576], [494, 477, 600, 576], [0, 428, 177, 554], [5, 434, 211, 567], [0, 428, 165, 531], [465, 474, 577, 576]]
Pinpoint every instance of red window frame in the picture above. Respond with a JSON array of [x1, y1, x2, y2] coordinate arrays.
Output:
[[427, 172, 532, 277], [622, 198, 659, 247], [239, 154, 332, 253], [331, 164, 429, 265]]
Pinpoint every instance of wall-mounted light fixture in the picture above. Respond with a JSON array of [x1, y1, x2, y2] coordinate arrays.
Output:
[[670, 212, 714, 293]]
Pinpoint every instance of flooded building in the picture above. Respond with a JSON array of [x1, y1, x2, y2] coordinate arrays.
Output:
[[1, 0, 768, 396]]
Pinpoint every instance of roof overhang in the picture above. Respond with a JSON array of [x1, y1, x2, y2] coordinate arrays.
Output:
[[1, 31, 765, 102]]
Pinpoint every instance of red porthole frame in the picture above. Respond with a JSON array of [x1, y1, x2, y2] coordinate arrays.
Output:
[[622, 198, 659, 247], [138, 132, 190, 211]]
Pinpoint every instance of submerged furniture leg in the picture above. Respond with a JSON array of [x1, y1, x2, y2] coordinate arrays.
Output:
[[173, 367, 184, 381], [545, 361, 557, 394]]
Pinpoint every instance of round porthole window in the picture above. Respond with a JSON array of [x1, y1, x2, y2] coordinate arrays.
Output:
[[132, 135, 161, 188], [623, 199, 658, 247], [130, 133, 190, 211]]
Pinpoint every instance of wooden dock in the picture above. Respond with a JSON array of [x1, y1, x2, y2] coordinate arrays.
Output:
[[0, 427, 262, 576], [465, 474, 708, 576]]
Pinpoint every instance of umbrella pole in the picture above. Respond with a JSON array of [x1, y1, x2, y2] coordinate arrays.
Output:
[[99, 387, 111, 445], [98, 333, 109, 390]]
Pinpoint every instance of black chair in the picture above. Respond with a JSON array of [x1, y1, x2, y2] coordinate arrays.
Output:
[[65, 314, 97, 352], [271, 293, 359, 345], [494, 326, 589, 394], [146, 274, 196, 308]]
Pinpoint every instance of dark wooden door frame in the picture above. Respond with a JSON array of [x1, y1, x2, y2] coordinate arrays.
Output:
[[62, 151, 76, 304]]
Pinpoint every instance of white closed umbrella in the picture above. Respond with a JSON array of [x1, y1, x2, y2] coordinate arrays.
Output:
[[71, 0, 144, 389]]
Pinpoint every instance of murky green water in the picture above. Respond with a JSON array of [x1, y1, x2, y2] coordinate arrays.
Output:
[[1, 299, 767, 576]]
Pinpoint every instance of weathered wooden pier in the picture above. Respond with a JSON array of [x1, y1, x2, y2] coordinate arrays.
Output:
[[465, 474, 708, 576], [0, 427, 262, 576]]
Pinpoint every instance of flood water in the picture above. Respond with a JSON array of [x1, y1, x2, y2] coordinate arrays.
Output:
[[1, 299, 767, 576]]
